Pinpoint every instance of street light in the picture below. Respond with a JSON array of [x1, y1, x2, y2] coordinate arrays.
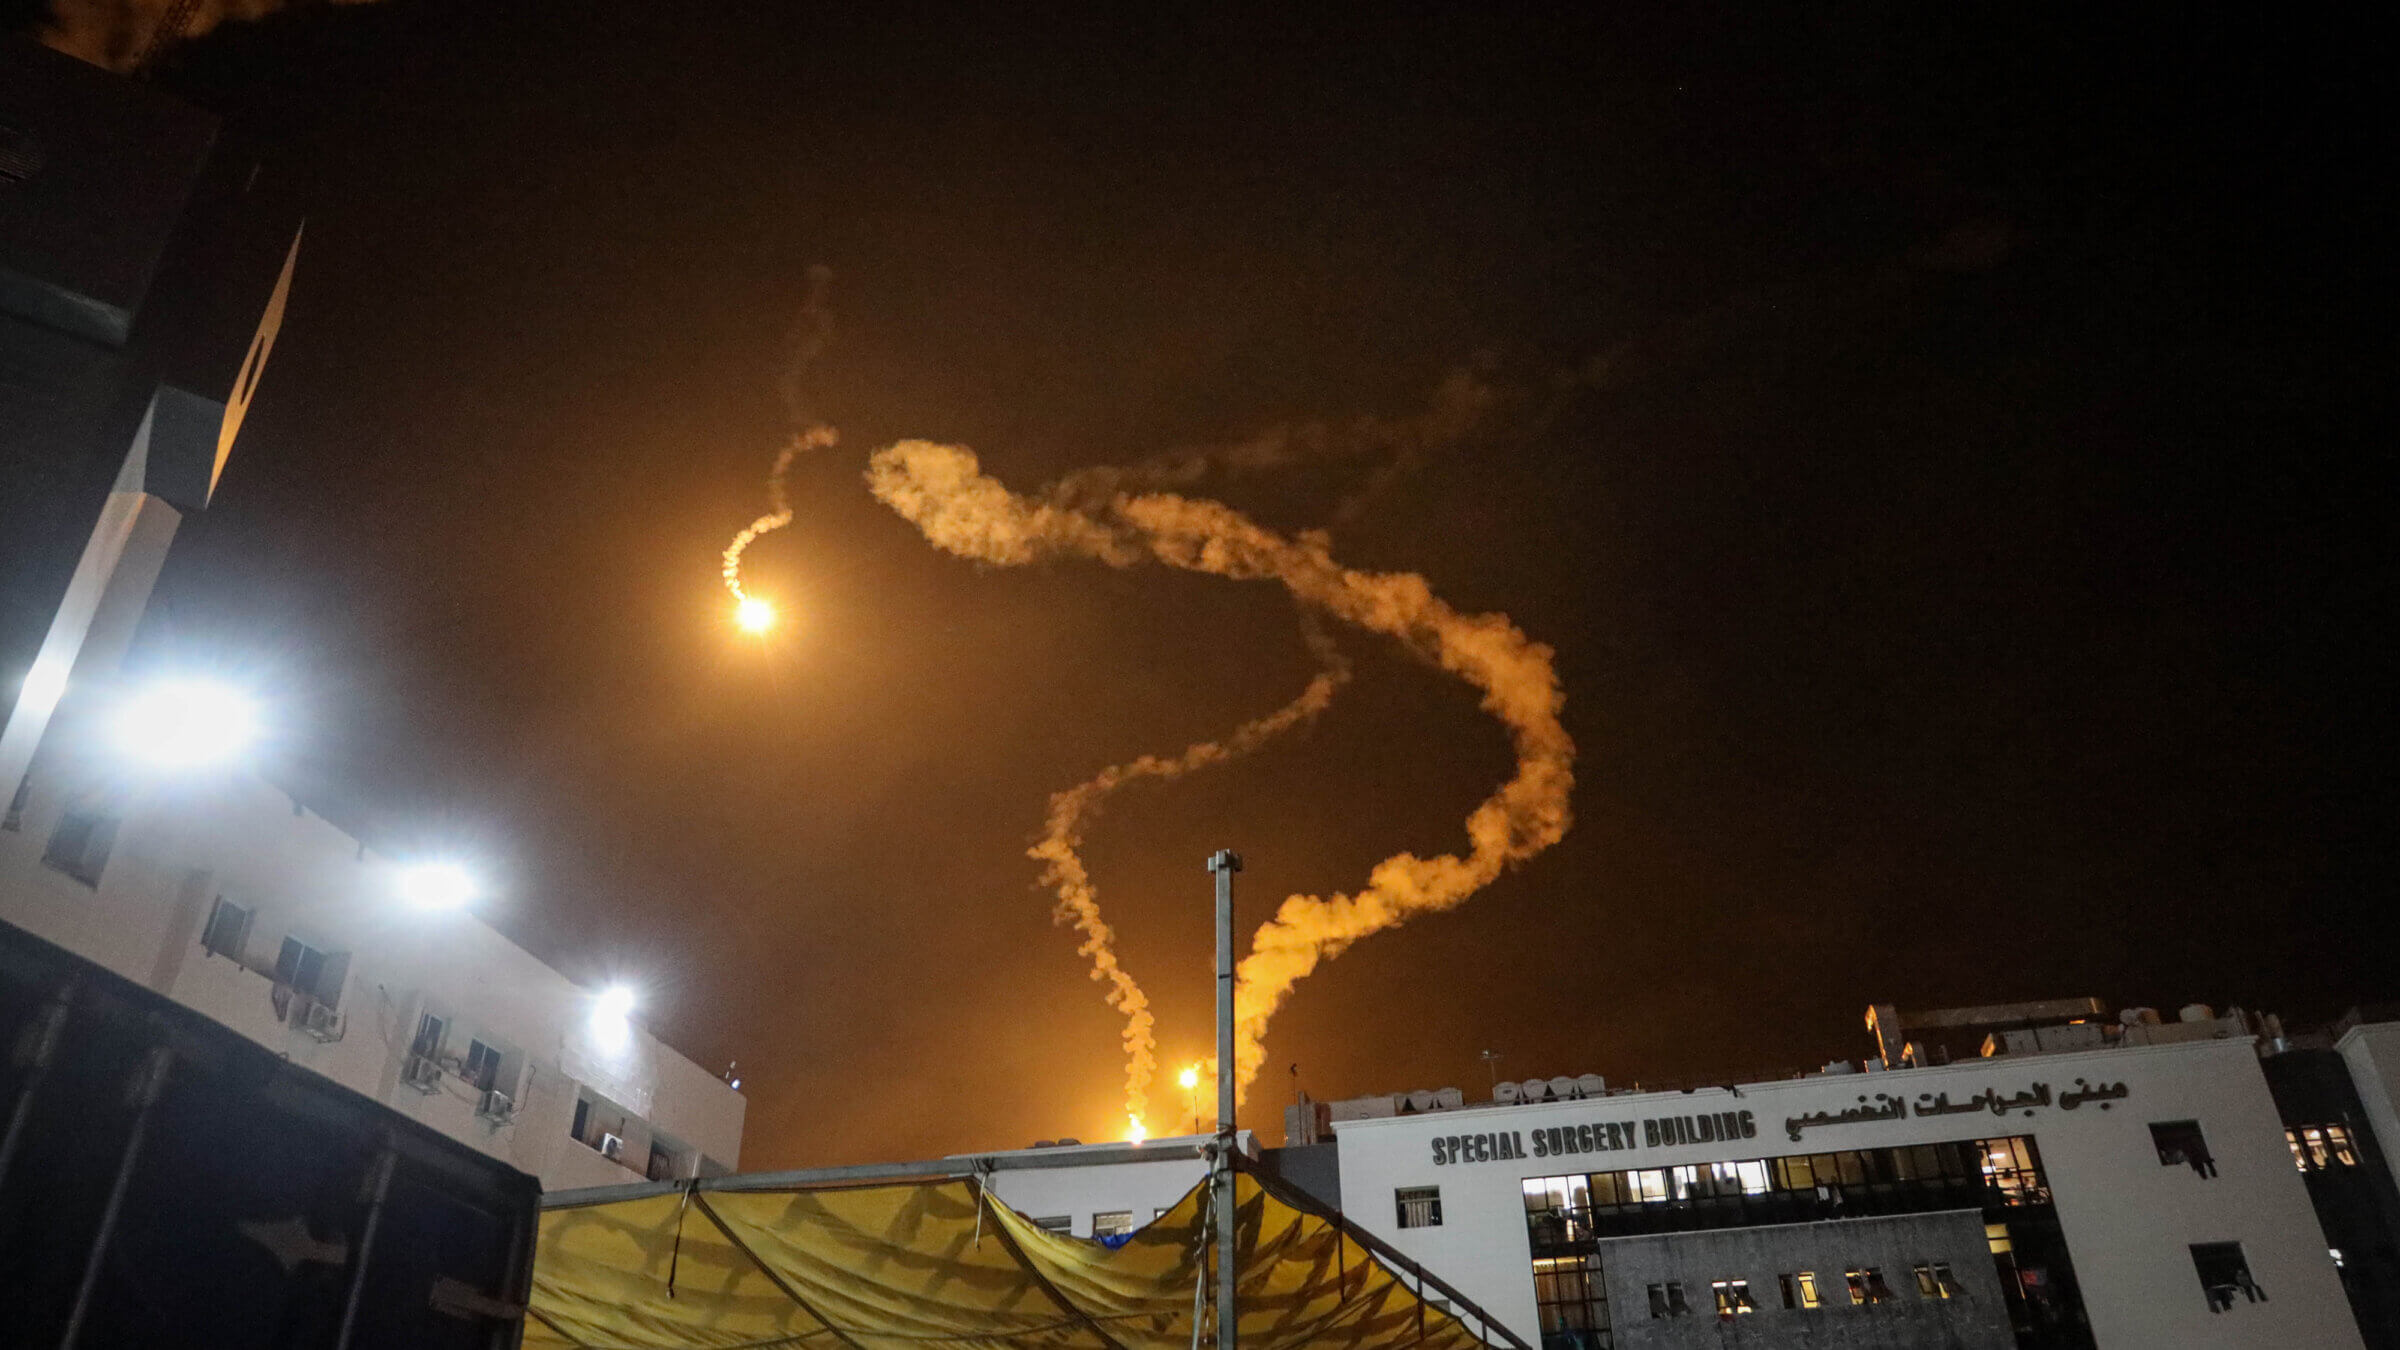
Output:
[[398, 861, 478, 911], [113, 678, 257, 768]]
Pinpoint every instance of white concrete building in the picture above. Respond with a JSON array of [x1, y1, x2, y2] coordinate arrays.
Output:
[[852, 1001, 2400, 1350], [0, 701, 745, 1192]]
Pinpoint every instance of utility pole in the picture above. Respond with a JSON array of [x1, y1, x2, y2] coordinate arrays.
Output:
[[1208, 849, 1241, 1350]]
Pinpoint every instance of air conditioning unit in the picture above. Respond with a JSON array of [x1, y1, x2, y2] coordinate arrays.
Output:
[[477, 1089, 516, 1124], [599, 1132, 624, 1161], [401, 1054, 442, 1093], [299, 1000, 344, 1042]]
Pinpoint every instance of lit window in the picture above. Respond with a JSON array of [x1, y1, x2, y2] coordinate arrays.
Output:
[[1531, 1256, 1606, 1334], [1846, 1268, 1893, 1305], [1781, 1271, 1821, 1309], [2151, 1121, 2218, 1178], [1092, 1210, 1134, 1238], [2192, 1241, 2265, 1312], [1711, 1279, 1755, 1314], [42, 807, 119, 886], [1395, 1186, 1443, 1229], [1986, 1222, 2014, 1255], [2287, 1124, 2359, 1172], [1934, 1262, 1963, 1297]]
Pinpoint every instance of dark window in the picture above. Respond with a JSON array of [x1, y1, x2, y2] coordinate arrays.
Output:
[[2287, 1125, 2359, 1172], [2192, 1242, 2265, 1312], [2151, 1121, 2217, 1177], [570, 1096, 590, 1142], [200, 897, 252, 959], [274, 937, 347, 1007], [1033, 1215, 1071, 1234], [1532, 1256, 1610, 1345], [410, 1012, 446, 1060], [462, 1038, 503, 1091], [1646, 1284, 1667, 1318], [1846, 1268, 1893, 1305], [43, 808, 118, 885], [1934, 1262, 1963, 1297], [1665, 1282, 1691, 1316], [1396, 1185, 1442, 1229], [646, 1141, 679, 1181]]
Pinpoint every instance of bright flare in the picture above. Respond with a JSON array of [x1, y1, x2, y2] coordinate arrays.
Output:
[[398, 862, 477, 911], [1178, 1066, 1199, 1090], [1127, 1116, 1148, 1144], [735, 597, 775, 633], [114, 679, 257, 768]]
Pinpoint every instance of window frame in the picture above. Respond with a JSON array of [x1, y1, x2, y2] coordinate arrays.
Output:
[[1395, 1184, 1443, 1229]]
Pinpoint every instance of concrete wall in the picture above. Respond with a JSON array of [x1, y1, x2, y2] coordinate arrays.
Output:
[[1334, 1040, 2362, 1349], [1596, 1209, 2010, 1350], [972, 1134, 1241, 1237], [0, 714, 745, 1192], [2339, 1024, 2400, 1185]]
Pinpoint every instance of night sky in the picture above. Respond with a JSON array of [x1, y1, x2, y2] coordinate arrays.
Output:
[[26, 3, 2388, 1165]]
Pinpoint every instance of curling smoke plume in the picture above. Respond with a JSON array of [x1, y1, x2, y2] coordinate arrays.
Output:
[[38, 0, 379, 72], [722, 266, 839, 607], [1031, 611, 1351, 1132], [868, 441, 1574, 1102]]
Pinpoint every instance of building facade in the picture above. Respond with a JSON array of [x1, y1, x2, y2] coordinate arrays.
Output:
[[851, 1002, 2400, 1350], [2, 36, 743, 1194]]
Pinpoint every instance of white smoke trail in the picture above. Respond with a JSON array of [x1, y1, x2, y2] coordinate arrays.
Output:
[[1031, 611, 1350, 1135], [721, 267, 838, 611], [867, 441, 1573, 1102]]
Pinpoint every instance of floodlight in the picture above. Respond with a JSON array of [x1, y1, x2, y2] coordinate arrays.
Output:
[[114, 678, 257, 768], [399, 861, 478, 911]]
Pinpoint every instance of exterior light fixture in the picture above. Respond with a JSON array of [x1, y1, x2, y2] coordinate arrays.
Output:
[[113, 678, 257, 768], [589, 983, 637, 1052], [398, 861, 478, 911]]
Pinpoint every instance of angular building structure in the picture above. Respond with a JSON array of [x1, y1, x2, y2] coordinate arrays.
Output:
[[1, 37, 743, 1194]]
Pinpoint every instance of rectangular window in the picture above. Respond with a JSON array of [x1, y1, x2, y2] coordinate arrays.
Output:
[[1782, 1271, 1820, 1309], [1914, 1264, 1945, 1298], [1934, 1262, 1962, 1297], [1092, 1210, 1134, 1238], [1665, 1282, 1691, 1316], [2192, 1242, 2264, 1311], [1033, 1215, 1071, 1234], [410, 1011, 446, 1060], [462, 1038, 503, 1091], [570, 1096, 590, 1142], [43, 808, 119, 886], [2151, 1120, 2217, 1177], [1531, 1256, 1607, 1337], [273, 937, 349, 1008], [1846, 1268, 1891, 1305], [2288, 1124, 2359, 1172], [1395, 1185, 1442, 1229], [1647, 1284, 1667, 1318], [200, 897, 252, 960], [1711, 1279, 1754, 1315], [646, 1141, 680, 1182]]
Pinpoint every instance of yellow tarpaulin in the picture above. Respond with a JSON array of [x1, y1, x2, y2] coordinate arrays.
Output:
[[528, 1167, 1503, 1349]]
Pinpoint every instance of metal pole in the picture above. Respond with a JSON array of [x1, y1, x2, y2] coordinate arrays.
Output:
[[1208, 849, 1241, 1350], [0, 990, 72, 1198], [61, 1043, 173, 1349], [332, 1142, 399, 1350]]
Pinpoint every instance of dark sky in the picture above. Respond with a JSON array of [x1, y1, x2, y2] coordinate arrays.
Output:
[[42, 3, 2392, 1165]]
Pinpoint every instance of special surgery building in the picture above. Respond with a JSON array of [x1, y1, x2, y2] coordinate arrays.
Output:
[[1322, 998, 2400, 1349]]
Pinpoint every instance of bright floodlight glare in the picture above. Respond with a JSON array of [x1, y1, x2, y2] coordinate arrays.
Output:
[[596, 984, 637, 1021], [399, 861, 477, 911], [19, 659, 68, 716], [735, 597, 775, 633], [1127, 1117, 1148, 1144], [115, 679, 257, 768], [1178, 1067, 1199, 1090]]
